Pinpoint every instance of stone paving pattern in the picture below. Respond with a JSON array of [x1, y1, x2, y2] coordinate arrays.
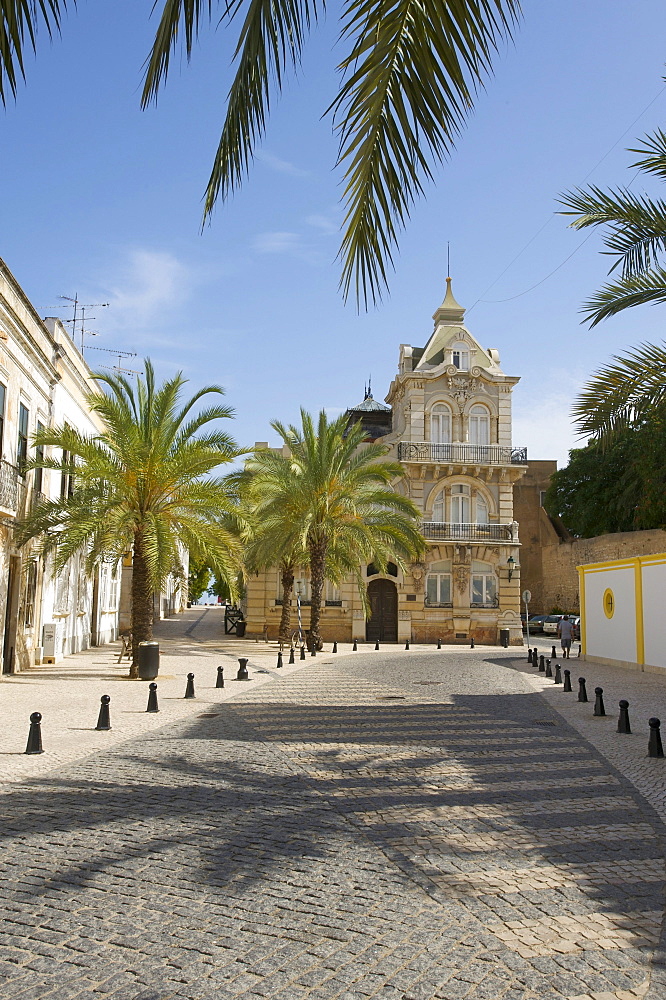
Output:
[[0, 616, 665, 1000]]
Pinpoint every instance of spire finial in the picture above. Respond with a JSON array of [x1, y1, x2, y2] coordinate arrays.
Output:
[[447, 241, 450, 279]]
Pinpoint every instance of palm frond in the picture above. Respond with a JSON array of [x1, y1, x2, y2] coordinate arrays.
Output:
[[202, 0, 320, 218], [558, 185, 666, 280], [629, 128, 666, 182], [0, 0, 68, 105], [330, 0, 520, 306], [579, 267, 666, 328], [572, 341, 666, 438]]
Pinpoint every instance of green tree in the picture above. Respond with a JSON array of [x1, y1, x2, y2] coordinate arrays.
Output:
[[0, 0, 519, 306], [560, 127, 666, 327], [17, 359, 242, 675], [245, 409, 425, 650], [188, 554, 212, 603]]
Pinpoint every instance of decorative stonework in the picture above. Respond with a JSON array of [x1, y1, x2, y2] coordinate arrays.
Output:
[[352, 609, 364, 619], [446, 375, 487, 406], [398, 610, 412, 620], [454, 566, 469, 593]]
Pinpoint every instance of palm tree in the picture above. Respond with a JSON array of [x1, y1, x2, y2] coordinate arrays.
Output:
[[246, 409, 425, 650], [560, 128, 666, 327], [17, 359, 242, 675], [572, 341, 666, 440], [0, 0, 520, 306]]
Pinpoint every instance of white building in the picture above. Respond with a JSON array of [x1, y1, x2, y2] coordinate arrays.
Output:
[[0, 258, 120, 671]]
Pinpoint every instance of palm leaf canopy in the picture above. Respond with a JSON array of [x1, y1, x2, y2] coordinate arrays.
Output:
[[17, 359, 244, 595], [559, 127, 666, 327], [245, 408, 425, 572], [0, 0, 520, 307], [571, 341, 666, 440]]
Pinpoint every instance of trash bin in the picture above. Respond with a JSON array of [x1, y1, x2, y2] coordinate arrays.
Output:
[[138, 640, 160, 680], [236, 620, 246, 638], [499, 628, 510, 649]]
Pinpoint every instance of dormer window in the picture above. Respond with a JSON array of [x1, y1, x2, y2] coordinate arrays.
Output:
[[451, 341, 470, 371]]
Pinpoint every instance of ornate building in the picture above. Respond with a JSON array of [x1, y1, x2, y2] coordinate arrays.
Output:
[[245, 280, 527, 645]]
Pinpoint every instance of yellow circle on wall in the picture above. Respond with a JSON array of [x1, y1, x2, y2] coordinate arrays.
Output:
[[603, 588, 615, 619]]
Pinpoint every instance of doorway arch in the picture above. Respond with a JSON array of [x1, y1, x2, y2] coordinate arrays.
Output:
[[366, 578, 398, 643]]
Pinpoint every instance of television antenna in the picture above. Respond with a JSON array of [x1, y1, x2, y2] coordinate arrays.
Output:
[[52, 294, 110, 356], [86, 346, 142, 376]]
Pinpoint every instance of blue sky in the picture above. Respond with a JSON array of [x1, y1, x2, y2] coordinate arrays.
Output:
[[2, 0, 666, 465]]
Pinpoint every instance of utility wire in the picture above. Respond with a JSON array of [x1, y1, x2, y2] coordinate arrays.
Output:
[[467, 83, 666, 312]]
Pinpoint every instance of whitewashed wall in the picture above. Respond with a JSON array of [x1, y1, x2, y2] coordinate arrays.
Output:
[[581, 554, 666, 671]]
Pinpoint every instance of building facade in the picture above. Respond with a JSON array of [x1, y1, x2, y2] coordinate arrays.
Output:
[[245, 281, 527, 645], [0, 258, 121, 672]]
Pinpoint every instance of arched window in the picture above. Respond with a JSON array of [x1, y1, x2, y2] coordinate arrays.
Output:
[[432, 489, 445, 522], [469, 404, 490, 446], [426, 560, 452, 606], [450, 483, 471, 523], [430, 403, 451, 444], [471, 560, 497, 606], [476, 493, 489, 524], [451, 341, 470, 371]]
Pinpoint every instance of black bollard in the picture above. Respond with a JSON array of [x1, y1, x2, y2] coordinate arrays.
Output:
[[146, 682, 159, 712], [437, 639, 442, 650], [216, 666, 224, 688], [332, 641, 337, 653], [375, 640, 380, 650], [528, 648, 533, 664], [25, 712, 43, 755], [545, 658, 553, 678], [276, 651, 283, 669], [618, 699, 631, 734], [184, 673, 195, 698], [300, 645, 306, 660], [288, 647, 295, 664], [237, 658, 249, 681], [470, 637, 475, 649], [577, 644, 582, 658], [551, 645, 557, 660], [352, 639, 358, 651], [563, 668, 572, 692], [648, 717, 664, 758], [594, 686, 605, 717], [554, 662, 562, 684], [310, 645, 317, 656], [539, 655, 545, 673], [95, 694, 111, 731], [578, 677, 588, 703], [405, 639, 410, 650]]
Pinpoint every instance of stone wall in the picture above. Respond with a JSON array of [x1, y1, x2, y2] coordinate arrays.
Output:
[[540, 528, 666, 614]]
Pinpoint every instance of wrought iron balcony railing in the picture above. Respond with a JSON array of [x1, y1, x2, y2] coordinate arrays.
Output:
[[0, 460, 20, 512], [421, 521, 513, 542], [398, 442, 527, 465]]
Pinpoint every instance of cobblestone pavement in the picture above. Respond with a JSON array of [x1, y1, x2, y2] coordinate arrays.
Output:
[[0, 625, 665, 1000]]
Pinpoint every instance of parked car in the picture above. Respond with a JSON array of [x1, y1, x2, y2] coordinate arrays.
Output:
[[542, 614, 565, 636], [570, 616, 581, 641], [525, 614, 548, 633]]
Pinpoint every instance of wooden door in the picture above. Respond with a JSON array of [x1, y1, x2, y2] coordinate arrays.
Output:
[[366, 579, 398, 642]]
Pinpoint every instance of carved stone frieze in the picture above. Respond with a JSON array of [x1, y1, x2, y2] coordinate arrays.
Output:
[[454, 566, 469, 593], [352, 609, 365, 619], [398, 610, 412, 620]]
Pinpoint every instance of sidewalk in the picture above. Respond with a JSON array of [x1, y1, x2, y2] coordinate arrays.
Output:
[[516, 634, 666, 828], [0, 606, 329, 785]]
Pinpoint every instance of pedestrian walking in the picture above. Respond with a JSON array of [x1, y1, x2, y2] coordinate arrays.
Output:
[[557, 615, 574, 658]]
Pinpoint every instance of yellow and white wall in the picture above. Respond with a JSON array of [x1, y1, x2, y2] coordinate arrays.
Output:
[[578, 554, 666, 671]]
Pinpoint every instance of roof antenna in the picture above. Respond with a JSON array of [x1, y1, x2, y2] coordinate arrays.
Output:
[[365, 375, 372, 400]]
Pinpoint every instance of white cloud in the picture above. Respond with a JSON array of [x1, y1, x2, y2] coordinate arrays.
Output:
[[512, 374, 584, 468], [251, 231, 304, 255], [106, 249, 189, 327], [306, 212, 340, 236], [256, 150, 310, 177]]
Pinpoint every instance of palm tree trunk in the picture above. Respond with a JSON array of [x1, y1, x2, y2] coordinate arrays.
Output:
[[130, 527, 153, 678], [278, 562, 294, 646], [308, 537, 327, 651]]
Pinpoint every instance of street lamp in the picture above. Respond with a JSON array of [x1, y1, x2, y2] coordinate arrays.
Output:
[[507, 555, 515, 582]]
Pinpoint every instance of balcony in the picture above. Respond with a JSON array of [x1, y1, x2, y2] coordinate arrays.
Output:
[[0, 460, 20, 513], [422, 521, 514, 542], [398, 442, 527, 465]]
